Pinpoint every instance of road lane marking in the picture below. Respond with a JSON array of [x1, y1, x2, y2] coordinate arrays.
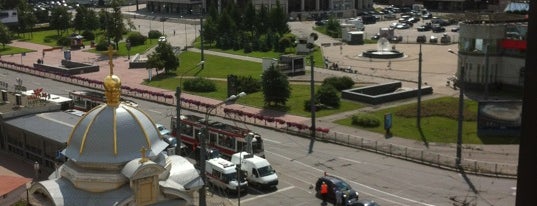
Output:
[[240, 186, 295, 204], [338, 157, 363, 164], [147, 109, 162, 114], [262, 138, 281, 144]]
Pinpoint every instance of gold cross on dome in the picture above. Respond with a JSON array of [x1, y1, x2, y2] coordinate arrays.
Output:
[[107, 45, 115, 75], [139, 146, 148, 164]]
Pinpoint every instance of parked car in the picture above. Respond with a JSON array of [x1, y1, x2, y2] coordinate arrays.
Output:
[[432, 25, 446, 33], [416, 24, 431, 31], [158, 36, 167, 42], [416, 35, 427, 43], [395, 23, 410, 29], [451, 26, 460, 32], [430, 35, 438, 43], [315, 175, 359, 205], [155, 123, 171, 135]]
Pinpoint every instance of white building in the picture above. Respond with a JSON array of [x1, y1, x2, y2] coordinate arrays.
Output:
[[455, 20, 526, 92]]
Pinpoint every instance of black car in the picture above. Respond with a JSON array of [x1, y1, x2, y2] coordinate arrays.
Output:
[[432, 26, 446, 33], [416, 23, 431, 32], [416, 35, 426, 43], [315, 175, 359, 205]]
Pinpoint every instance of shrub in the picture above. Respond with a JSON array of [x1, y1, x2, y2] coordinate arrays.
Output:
[[56, 36, 70, 47], [236, 76, 261, 94], [82, 30, 95, 41], [95, 40, 109, 51], [316, 84, 340, 108], [322, 76, 355, 91], [351, 113, 380, 128], [148, 30, 162, 39], [183, 77, 216, 92], [127, 32, 147, 46]]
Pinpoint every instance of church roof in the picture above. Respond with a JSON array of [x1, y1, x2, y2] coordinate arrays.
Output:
[[64, 103, 168, 164], [36, 178, 133, 205], [63, 45, 168, 164]]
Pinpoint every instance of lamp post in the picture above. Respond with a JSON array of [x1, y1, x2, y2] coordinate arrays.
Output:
[[33, 161, 40, 182], [448, 49, 465, 167], [175, 61, 205, 155], [126, 39, 131, 60], [308, 55, 316, 154], [199, 92, 247, 206]]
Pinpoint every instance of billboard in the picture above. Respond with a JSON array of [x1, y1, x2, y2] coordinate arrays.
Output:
[[477, 100, 522, 137]]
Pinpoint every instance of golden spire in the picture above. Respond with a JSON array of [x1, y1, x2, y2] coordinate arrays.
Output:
[[139, 146, 148, 164], [103, 45, 121, 107]]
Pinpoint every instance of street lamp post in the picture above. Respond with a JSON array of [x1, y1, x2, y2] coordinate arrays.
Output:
[[175, 61, 205, 155], [448, 49, 465, 167], [33, 161, 40, 182], [199, 92, 247, 206], [126, 39, 131, 60]]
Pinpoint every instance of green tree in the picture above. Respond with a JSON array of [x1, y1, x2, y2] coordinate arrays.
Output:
[[325, 17, 341, 38], [268, 0, 289, 35], [256, 4, 269, 35], [17, 0, 37, 37], [85, 9, 100, 32], [262, 65, 290, 106], [50, 6, 71, 36], [108, 0, 125, 49], [73, 6, 88, 33], [0, 23, 12, 48], [202, 16, 218, 47], [147, 42, 179, 74], [146, 52, 165, 75], [316, 84, 340, 108]]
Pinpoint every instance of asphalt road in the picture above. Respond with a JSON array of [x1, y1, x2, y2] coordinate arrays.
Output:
[[1, 66, 516, 206]]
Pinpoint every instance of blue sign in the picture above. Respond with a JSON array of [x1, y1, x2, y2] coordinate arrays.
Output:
[[384, 113, 392, 130]]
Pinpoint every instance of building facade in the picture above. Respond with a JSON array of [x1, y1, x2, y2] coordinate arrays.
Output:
[[145, 0, 374, 19], [455, 21, 527, 92]]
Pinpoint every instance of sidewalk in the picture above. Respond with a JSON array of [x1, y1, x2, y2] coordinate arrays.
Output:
[[1, 22, 518, 178]]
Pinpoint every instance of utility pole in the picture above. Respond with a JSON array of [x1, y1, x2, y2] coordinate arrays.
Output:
[[417, 43, 422, 128], [308, 56, 316, 154]]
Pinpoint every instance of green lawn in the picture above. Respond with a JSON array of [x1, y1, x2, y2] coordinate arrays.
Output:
[[145, 51, 364, 117], [0, 46, 34, 56], [192, 37, 326, 68], [18, 29, 66, 47], [334, 97, 520, 144]]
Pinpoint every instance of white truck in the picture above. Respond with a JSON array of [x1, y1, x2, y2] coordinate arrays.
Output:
[[231, 152, 278, 189], [205, 157, 248, 194]]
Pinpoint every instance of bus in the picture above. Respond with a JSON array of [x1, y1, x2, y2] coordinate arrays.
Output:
[[171, 114, 265, 159], [69, 90, 137, 111]]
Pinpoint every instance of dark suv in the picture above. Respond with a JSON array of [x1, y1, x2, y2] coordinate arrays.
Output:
[[315, 175, 359, 204]]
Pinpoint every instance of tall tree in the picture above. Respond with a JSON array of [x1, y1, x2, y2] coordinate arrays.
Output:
[[256, 4, 269, 35], [73, 6, 88, 33], [108, 0, 125, 49], [243, 1, 257, 36], [262, 65, 290, 106], [50, 6, 71, 36], [85, 9, 100, 32], [17, 0, 37, 37], [0, 23, 12, 48], [147, 42, 179, 74], [269, 0, 289, 35]]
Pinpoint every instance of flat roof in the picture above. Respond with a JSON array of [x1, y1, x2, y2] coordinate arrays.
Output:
[[22, 90, 72, 104], [4, 111, 80, 143]]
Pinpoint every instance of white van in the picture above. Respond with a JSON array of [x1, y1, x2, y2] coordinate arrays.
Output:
[[231, 152, 278, 189], [205, 157, 248, 194]]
